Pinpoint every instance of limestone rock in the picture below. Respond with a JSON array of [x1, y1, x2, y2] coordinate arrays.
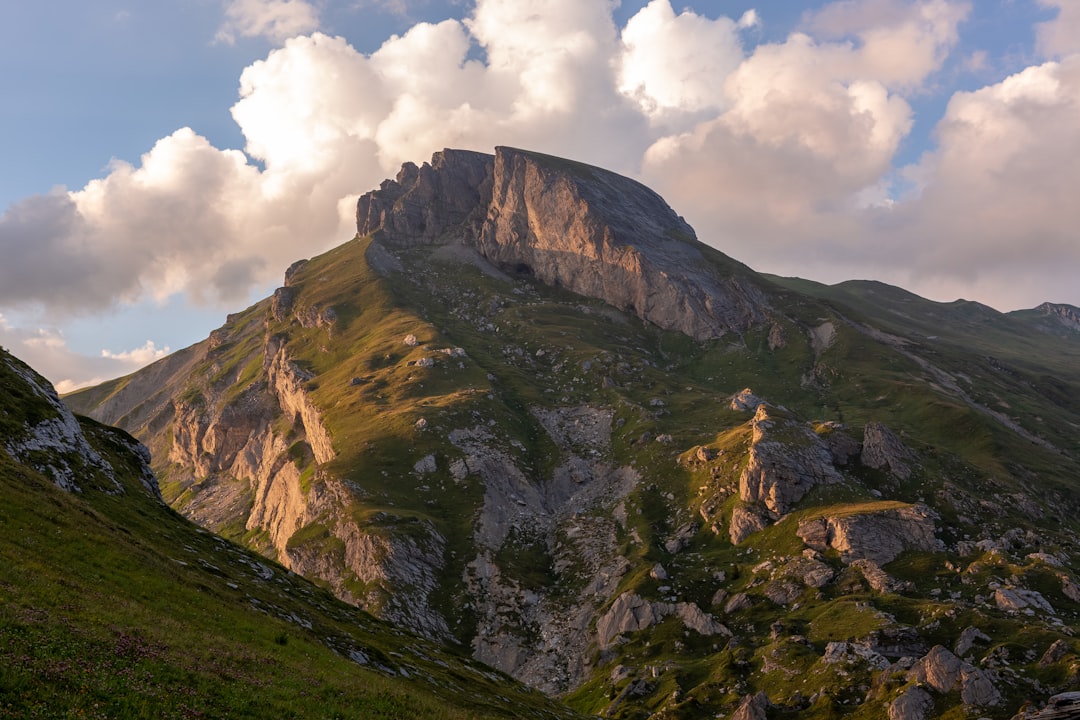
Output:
[[861, 422, 914, 480], [731, 691, 769, 720], [796, 504, 940, 566], [477, 147, 769, 340], [994, 587, 1055, 615], [822, 641, 889, 669], [738, 405, 842, 516], [664, 522, 697, 554], [270, 286, 296, 322], [850, 559, 910, 593], [1030, 692, 1080, 719], [906, 645, 1000, 707], [596, 592, 728, 649], [955, 626, 991, 657], [1037, 302, 1080, 332], [356, 148, 494, 246], [1059, 573, 1080, 602], [729, 505, 768, 544], [2, 350, 155, 497], [782, 555, 835, 588], [1039, 639, 1071, 667], [724, 592, 752, 614], [730, 388, 764, 412], [888, 686, 934, 720]]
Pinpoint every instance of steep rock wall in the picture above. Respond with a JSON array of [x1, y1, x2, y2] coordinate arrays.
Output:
[[355, 146, 770, 340]]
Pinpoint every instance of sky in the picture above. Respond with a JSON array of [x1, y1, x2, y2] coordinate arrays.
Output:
[[1, 0, 1078, 392]]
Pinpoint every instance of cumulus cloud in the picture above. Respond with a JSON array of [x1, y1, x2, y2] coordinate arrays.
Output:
[[638, 2, 964, 266], [216, 0, 321, 45], [1036, 0, 1080, 58], [880, 56, 1080, 307], [617, 0, 745, 122], [3, 0, 1080, 392]]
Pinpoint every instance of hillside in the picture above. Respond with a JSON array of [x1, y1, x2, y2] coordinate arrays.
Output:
[[0, 347, 585, 719], [67, 147, 1080, 719]]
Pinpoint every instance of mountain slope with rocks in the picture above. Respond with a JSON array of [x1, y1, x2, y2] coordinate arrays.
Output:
[[68, 147, 1080, 718], [0, 346, 586, 719]]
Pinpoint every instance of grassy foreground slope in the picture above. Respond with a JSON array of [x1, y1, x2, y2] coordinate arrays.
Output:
[[0, 349, 585, 720]]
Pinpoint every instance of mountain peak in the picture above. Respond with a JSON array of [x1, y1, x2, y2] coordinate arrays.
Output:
[[1037, 301, 1080, 332], [357, 146, 769, 339]]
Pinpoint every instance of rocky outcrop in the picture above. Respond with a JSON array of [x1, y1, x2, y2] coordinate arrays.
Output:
[[889, 686, 934, 720], [850, 559, 910, 593], [1028, 692, 1080, 719], [731, 692, 770, 720], [906, 645, 1001, 707], [797, 504, 940, 565], [1037, 302, 1080, 332], [264, 336, 335, 465], [861, 422, 914, 480], [356, 148, 494, 246], [730, 388, 764, 412], [355, 147, 770, 340], [955, 626, 991, 657], [3, 353, 109, 493], [739, 405, 842, 517], [596, 593, 729, 649], [994, 587, 1055, 615], [729, 505, 768, 544], [2, 350, 158, 497]]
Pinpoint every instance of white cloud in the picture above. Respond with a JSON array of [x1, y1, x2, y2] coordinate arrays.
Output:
[[2, 0, 1079, 394], [737, 10, 760, 30], [100, 340, 171, 364], [1036, 0, 1080, 58], [879, 56, 1080, 307], [618, 0, 745, 120], [803, 0, 970, 90], [216, 0, 321, 45]]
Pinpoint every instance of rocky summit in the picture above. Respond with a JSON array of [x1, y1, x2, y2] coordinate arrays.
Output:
[[66, 147, 1080, 718]]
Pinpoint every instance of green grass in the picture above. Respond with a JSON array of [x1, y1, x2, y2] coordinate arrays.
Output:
[[0, 408, 586, 719]]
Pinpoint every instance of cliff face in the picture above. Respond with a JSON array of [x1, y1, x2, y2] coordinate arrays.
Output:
[[357, 146, 769, 340], [1, 348, 159, 499]]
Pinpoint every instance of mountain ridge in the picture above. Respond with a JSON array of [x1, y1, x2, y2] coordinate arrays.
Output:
[[65, 146, 1080, 718]]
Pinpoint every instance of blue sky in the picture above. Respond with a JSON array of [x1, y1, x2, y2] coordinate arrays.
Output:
[[1, 0, 1077, 390]]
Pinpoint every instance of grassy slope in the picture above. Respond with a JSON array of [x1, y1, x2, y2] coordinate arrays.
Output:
[[0, 419, 584, 717]]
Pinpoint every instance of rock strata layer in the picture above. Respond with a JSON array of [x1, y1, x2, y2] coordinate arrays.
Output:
[[356, 147, 770, 340]]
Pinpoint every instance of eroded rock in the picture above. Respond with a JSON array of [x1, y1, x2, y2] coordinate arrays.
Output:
[[796, 504, 940, 565]]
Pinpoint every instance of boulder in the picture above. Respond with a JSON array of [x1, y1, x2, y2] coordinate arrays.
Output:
[[1039, 639, 1071, 667], [994, 587, 1055, 615], [861, 422, 914, 480], [850, 559, 909, 593], [906, 645, 1000, 707], [729, 505, 768, 544], [888, 686, 934, 720], [1030, 692, 1080, 719], [954, 626, 991, 657], [730, 388, 764, 412], [796, 504, 939, 566], [730, 691, 769, 720]]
